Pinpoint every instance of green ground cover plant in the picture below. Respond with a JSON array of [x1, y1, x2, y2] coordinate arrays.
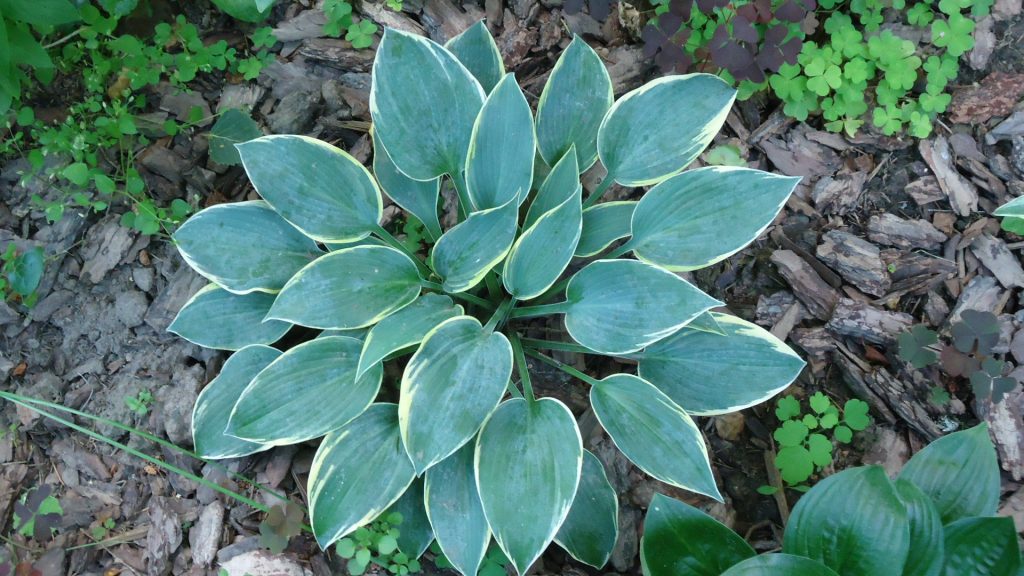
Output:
[[0, 243, 45, 307], [642, 424, 1020, 576], [172, 21, 804, 576]]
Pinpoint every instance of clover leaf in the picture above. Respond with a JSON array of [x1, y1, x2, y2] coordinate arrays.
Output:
[[932, 13, 975, 56], [345, 20, 378, 49], [899, 324, 940, 368], [843, 398, 871, 431], [908, 3, 934, 26], [952, 310, 1000, 355], [873, 105, 903, 135]]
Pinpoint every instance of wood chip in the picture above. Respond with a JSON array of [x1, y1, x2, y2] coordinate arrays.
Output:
[[976, 374, 1024, 481], [949, 72, 1024, 124], [810, 170, 868, 215], [770, 250, 840, 320], [758, 124, 842, 197], [967, 15, 996, 71], [826, 298, 914, 346], [948, 275, 1006, 325], [919, 136, 979, 217], [867, 213, 948, 251], [970, 233, 1024, 288], [297, 38, 376, 72], [905, 176, 945, 206], [816, 230, 891, 296]]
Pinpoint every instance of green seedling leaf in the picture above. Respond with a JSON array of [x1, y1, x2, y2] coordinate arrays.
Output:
[[899, 325, 940, 368], [776, 445, 814, 485], [809, 392, 831, 414], [951, 310, 1000, 354], [970, 358, 1017, 404], [774, 420, 809, 447], [842, 399, 870, 431], [260, 500, 305, 554], [7, 247, 44, 298], [776, 395, 801, 421], [14, 485, 63, 543]]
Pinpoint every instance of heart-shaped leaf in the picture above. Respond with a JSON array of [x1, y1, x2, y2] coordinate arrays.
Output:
[[268, 245, 422, 329], [563, 259, 722, 355], [941, 517, 1020, 576], [637, 312, 804, 415], [399, 316, 512, 473], [898, 423, 999, 523], [555, 450, 618, 568], [445, 21, 505, 94], [598, 74, 736, 186], [169, 284, 291, 350], [357, 293, 463, 378], [431, 199, 517, 293], [425, 442, 491, 576], [721, 554, 840, 575], [466, 73, 535, 209], [236, 135, 382, 243], [535, 36, 613, 170], [476, 398, 583, 575], [627, 167, 799, 270], [590, 374, 721, 499], [308, 404, 416, 548], [576, 201, 635, 257], [371, 29, 485, 180], [373, 136, 442, 241], [504, 186, 583, 300], [640, 493, 754, 575], [783, 466, 910, 575], [228, 336, 382, 444], [192, 345, 279, 459], [173, 200, 321, 294]]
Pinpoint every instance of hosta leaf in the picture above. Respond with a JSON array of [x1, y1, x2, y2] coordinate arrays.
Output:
[[425, 443, 490, 576], [173, 200, 321, 294], [169, 284, 290, 350], [357, 293, 463, 378], [524, 146, 581, 229], [192, 345, 279, 459], [430, 199, 517, 293], [228, 336, 382, 444], [535, 36, 613, 170], [445, 21, 505, 94], [640, 493, 754, 575], [399, 316, 512, 473], [590, 374, 721, 500], [637, 312, 804, 415], [503, 186, 582, 300], [236, 135, 382, 243], [309, 404, 416, 548], [687, 311, 726, 335], [783, 466, 910, 575], [721, 554, 840, 575], [575, 201, 635, 257], [466, 73, 535, 209], [942, 517, 1020, 576], [555, 450, 618, 568], [384, 478, 433, 559], [993, 195, 1024, 218], [268, 246, 422, 330], [628, 167, 800, 270], [476, 398, 583, 575], [894, 479, 944, 576], [371, 29, 485, 180], [563, 259, 722, 355], [598, 74, 736, 186], [899, 424, 999, 523], [208, 109, 262, 166], [373, 136, 442, 241]]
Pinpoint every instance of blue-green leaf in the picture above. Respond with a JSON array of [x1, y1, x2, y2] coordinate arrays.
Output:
[[430, 199, 517, 293], [591, 374, 721, 500], [524, 145, 581, 229], [576, 201, 635, 257], [425, 443, 490, 576], [466, 73, 535, 209], [640, 493, 754, 575], [503, 186, 582, 300], [598, 74, 736, 186], [169, 285, 290, 350], [357, 293, 463, 378], [385, 478, 434, 559], [555, 450, 618, 568], [372, 135, 443, 241], [445, 21, 505, 94]]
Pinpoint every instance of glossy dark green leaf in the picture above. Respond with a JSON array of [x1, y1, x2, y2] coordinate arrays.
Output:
[[555, 450, 618, 568], [228, 336, 382, 444], [466, 73, 535, 209], [236, 135, 382, 243], [385, 478, 434, 559], [372, 135, 442, 241], [2, 0, 80, 25], [563, 259, 722, 355], [399, 317, 512, 473], [591, 374, 721, 499], [425, 443, 490, 576], [357, 293, 463, 377], [476, 398, 583, 575], [371, 29, 485, 180], [268, 245, 422, 329], [503, 186, 582, 300], [895, 479, 944, 576], [783, 466, 910, 576], [445, 21, 505, 94], [720, 554, 840, 576], [598, 74, 736, 186], [640, 493, 754, 575], [627, 167, 800, 270], [430, 199, 517, 293], [309, 404, 416, 548], [524, 146, 581, 229], [169, 284, 290, 350], [192, 345, 279, 459], [576, 201, 635, 257], [173, 200, 322, 294], [535, 36, 613, 170], [637, 312, 804, 415], [942, 517, 1020, 576], [899, 424, 1000, 523]]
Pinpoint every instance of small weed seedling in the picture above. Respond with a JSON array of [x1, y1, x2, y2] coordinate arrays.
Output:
[[90, 517, 117, 540], [433, 541, 510, 576], [0, 244, 44, 308], [765, 392, 870, 490], [337, 512, 421, 575], [124, 390, 153, 416], [12, 485, 63, 543], [259, 500, 304, 554]]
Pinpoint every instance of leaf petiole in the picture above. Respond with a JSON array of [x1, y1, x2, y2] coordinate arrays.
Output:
[[523, 349, 602, 387], [483, 297, 516, 332], [508, 301, 571, 319], [373, 225, 433, 278], [509, 332, 536, 403], [582, 173, 615, 209], [420, 279, 495, 310], [520, 337, 598, 355]]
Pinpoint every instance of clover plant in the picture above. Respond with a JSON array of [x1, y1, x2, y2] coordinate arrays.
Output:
[[642, 424, 1020, 576], [172, 22, 803, 575]]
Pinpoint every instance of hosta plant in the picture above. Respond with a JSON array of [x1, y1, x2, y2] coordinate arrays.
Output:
[[171, 21, 803, 575], [642, 424, 1021, 576]]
